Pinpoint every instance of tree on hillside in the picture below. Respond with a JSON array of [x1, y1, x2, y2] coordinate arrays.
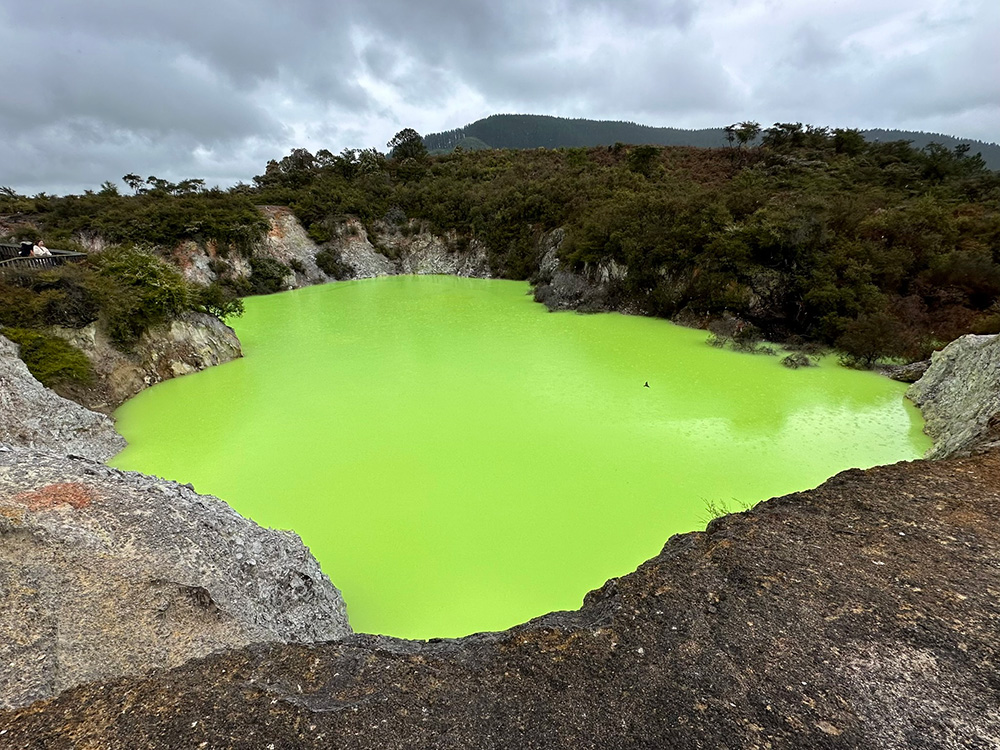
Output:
[[123, 173, 144, 194], [253, 148, 318, 189], [724, 121, 761, 149], [387, 129, 428, 162]]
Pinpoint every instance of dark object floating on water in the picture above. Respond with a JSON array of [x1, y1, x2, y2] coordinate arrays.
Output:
[[644, 381, 650, 388]]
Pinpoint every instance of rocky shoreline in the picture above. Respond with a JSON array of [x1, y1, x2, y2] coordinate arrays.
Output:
[[2, 449, 997, 748]]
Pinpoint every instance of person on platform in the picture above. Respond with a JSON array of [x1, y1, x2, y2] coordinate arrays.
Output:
[[32, 240, 51, 257]]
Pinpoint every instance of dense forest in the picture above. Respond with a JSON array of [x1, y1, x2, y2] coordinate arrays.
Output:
[[423, 114, 1000, 171], [2, 121, 1000, 384]]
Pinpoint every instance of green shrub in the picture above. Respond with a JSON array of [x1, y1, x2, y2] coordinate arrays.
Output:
[[1, 327, 93, 387], [315, 248, 353, 280], [0, 282, 44, 328], [192, 281, 244, 320], [0, 264, 102, 329], [91, 246, 191, 345], [248, 256, 291, 295]]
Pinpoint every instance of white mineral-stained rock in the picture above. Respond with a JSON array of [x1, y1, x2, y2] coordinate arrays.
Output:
[[0, 335, 125, 461], [0, 448, 352, 709], [336, 220, 396, 278], [908, 333, 1000, 458], [259, 205, 326, 286], [389, 230, 491, 277]]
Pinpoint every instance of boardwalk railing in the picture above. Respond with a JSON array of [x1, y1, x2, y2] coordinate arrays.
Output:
[[0, 243, 88, 272]]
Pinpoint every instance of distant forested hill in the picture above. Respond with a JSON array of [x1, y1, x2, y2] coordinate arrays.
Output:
[[424, 114, 1000, 170], [424, 114, 727, 152]]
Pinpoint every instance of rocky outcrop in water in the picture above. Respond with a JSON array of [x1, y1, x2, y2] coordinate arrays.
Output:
[[2, 451, 997, 748], [0, 447, 351, 710], [51, 311, 242, 412], [907, 333, 1000, 458], [882, 359, 931, 383], [0, 335, 125, 461]]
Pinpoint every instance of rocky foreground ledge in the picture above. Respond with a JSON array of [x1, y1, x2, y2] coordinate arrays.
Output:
[[2, 451, 997, 748], [0, 447, 351, 711]]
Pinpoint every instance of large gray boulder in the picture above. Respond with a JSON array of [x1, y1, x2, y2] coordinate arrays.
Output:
[[0, 335, 125, 461], [0, 447, 351, 710], [908, 333, 1000, 458]]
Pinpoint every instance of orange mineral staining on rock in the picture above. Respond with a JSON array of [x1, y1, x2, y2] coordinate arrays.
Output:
[[13, 482, 96, 510]]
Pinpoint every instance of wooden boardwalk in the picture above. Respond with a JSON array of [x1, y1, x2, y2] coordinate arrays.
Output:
[[0, 243, 87, 271]]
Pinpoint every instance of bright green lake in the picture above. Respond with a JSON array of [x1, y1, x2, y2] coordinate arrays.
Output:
[[111, 275, 930, 639]]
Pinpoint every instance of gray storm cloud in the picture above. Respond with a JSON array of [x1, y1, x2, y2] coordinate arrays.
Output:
[[0, 0, 995, 195]]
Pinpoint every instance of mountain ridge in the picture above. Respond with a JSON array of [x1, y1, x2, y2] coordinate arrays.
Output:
[[424, 113, 1000, 170]]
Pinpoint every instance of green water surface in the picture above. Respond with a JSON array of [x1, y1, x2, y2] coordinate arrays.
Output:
[[111, 276, 930, 639]]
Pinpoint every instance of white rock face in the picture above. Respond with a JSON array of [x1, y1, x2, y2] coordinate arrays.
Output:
[[161, 209, 496, 290], [0, 335, 125, 461], [336, 220, 396, 278], [331, 219, 491, 279], [908, 333, 1000, 458], [0, 448, 352, 709], [168, 240, 252, 287], [386, 228, 491, 277]]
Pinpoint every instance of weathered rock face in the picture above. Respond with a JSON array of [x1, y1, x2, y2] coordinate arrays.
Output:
[[0, 447, 351, 711], [258, 205, 327, 287], [334, 220, 396, 278], [2, 453, 999, 748], [882, 359, 931, 383], [381, 225, 491, 277], [51, 311, 242, 412], [170, 239, 252, 287], [322, 218, 492, 280], [0, 335, 125, 461], [907, 333, 1000, 458], [171, 210, 495, 289], [531, 229, 640, 314]]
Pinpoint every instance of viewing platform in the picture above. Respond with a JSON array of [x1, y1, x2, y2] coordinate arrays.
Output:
[[0, 242, 87, 271]]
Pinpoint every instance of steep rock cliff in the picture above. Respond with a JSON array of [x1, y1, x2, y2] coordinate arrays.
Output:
[[907, 333, 1000, 458], [314, 217, 492, 281], [2, 451, 997, 748], [0, 335, 124, 461], [0, 447, 351, 710], [170, 239, 251, 287], [258, 205, 327, 286], [169, 210, 494, 290], [51, 311, 242, 412]]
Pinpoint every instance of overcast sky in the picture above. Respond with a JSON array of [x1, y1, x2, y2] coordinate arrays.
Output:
[[1, 0, 997, 196]]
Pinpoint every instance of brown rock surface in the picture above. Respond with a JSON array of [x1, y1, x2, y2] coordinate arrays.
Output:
[[50, 311, 242, 411], [0, 449, 351, 711], [2, 452, 997, 748]]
